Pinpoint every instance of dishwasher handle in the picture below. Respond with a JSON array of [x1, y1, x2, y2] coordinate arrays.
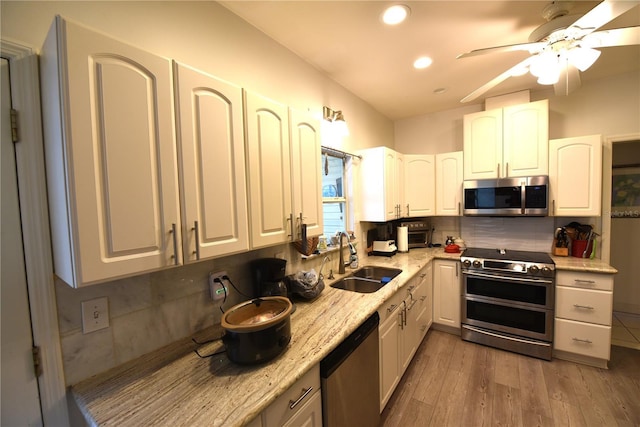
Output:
[[320, 311, 380, 379]]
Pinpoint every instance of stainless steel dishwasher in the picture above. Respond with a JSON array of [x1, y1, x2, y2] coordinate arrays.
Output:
[[320, 312, 380, 426]]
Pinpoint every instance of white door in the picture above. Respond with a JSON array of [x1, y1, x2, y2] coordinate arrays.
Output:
[[405, 154, 435, 217], [1, 57, 43, 426], [174, 62, 249, 260], [244, 91, 292, 248], [549, 135, 602, 216], [503, 100, 549, 177], [290, 108, 323, 238], [41, 17, 181, 287], [463, 108, 503, 179], [435, 151, 463, 216]]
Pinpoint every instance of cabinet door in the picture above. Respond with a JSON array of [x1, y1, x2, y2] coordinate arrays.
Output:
[[415, 264, 433, 341], [395, 153, 405, 217], [378, 308, 401, 412], [405, 154, 435, 217], [174, 63, 249, 261], [549, 134, 602, 216], [290, 109, 323, 238], [41, 17, 180, 287], [463, 108, 503, 179], [502, 100, 548, 177], [282, 391, 322, 427], [360, 147, 398, 221], [244, 91, 292, 248], [435, 151, 463, 216], [433, 260, 461, 328]]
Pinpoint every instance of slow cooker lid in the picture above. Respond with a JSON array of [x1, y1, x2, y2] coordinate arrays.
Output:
[[222, 297, 292, 332]]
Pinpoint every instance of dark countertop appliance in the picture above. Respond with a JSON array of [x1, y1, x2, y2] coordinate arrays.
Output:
[[460, 247, 555, 360], [463, 175, 548, 216], [251, 258, 288, 298]]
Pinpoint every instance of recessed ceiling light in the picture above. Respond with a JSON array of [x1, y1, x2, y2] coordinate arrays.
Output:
[[382, 5, 410, 25], [413, 56, 433, 69]]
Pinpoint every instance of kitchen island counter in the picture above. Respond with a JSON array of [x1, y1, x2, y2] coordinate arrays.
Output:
[[71, 248, 459, 427]]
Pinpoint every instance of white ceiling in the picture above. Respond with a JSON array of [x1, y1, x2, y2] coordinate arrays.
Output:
[[220, 1, 640, 120]]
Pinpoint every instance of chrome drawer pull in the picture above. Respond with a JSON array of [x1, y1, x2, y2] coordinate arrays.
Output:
[[387, 304, 398, 313], [574, 279, 596, 284], [420, 296, 427, 302], [572, 337, 593, 344], [289, 386, 313, 410], [573, 304, 595, 310], [170, 223, 178, 266]]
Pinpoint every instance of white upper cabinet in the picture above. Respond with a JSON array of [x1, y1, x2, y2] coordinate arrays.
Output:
[[173, 62, 249, 261], [41, 17, 181, 287], [404, 154, 435, 217], [289, 108, 323, 238], [360, 146, 402, 221], [549, 134, 602, 216], [435, 151, 463, 216], [464, 99, 548, 179], [244, 91, 293, 248]]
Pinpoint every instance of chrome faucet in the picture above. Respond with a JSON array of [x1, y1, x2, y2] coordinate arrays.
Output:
[[318, 255, 331, 281], [338, 231, 350, 274]]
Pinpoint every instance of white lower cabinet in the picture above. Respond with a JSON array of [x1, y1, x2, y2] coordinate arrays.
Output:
[[553, 271, 614, 367], [378, 264, 432, 412], [251, 365, 322, 427], [433, 259, 461, 329]]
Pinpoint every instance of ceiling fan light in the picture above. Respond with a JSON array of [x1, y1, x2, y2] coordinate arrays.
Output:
[[537, 67, 560, 85], [510, 63, 530, 77], [568, 47, 601, 72], [529, 51, 557, 78]]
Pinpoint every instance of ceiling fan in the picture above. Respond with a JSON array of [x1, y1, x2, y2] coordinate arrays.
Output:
[[458, 0, 640, 102]]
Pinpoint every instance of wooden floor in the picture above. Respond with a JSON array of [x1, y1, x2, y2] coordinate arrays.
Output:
[[381, 329, 640, 427]]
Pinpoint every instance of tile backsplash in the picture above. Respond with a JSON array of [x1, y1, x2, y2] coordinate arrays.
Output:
[[56, 242, 340, 385], [461, 216, 555, 252]]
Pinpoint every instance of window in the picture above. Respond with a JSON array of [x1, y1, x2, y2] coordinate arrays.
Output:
[[321, 149, 348, 238]]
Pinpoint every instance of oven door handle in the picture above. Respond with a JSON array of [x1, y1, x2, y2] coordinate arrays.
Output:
[[462, 270, 553, 285], [463, 325, 551, 347]]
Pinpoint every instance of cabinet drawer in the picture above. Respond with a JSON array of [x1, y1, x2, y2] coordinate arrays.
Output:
[[556, 271, 613, 291], [556, 286, 612, 326], [554, 318, 611, 360], [264, 365, 320, 426], [378, 290, 404, 323]]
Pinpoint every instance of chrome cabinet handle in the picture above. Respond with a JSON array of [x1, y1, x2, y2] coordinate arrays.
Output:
[[458, 202, 461, 215], [387, 304, 398, 313], [420, 296, 427, 302], [573, 304, 595, 310], [287, 214, 294, 240], [289, 387, 313, 410], [574, 279, 596, 284], [420, 273, 426, 279], [407, 285, 415, 292], [406, 204, 410, 216], [192, 221, 200, 260], [170, 223, 178, 265], [506, 162, 509, 177], [572, 337, 593, 344], [497, 163, 501, 178]]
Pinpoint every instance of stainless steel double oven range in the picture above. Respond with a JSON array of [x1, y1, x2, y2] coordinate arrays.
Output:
[[460, 248, 556, 360]]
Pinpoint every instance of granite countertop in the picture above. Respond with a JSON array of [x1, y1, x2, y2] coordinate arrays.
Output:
[[71, 248, 615, 426], [72, 248, 457, 427]]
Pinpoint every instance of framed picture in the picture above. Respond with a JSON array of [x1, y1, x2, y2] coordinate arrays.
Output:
[[611, 166, 640, 218]]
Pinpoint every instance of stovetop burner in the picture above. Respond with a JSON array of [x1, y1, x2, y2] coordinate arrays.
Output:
[[461, 247, 555, 277]]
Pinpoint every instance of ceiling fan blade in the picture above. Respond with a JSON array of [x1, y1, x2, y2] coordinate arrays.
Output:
[[567, 0, 640, 36], [554, 63, 582, 96], [582, 26, 640, 48], [457, 42, 544, 59], [461, 57, 535, 103]]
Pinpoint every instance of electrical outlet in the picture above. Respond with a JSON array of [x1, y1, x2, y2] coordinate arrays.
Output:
[[81, 297, 109, 334], [209, 271, 229, 301]]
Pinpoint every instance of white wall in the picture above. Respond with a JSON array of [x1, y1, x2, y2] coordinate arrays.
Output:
[[395, 70, 640, 153]]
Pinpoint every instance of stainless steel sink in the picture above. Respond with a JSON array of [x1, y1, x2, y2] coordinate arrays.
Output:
[[330, 266, 403, 293], [352, 266, 402, 281], [330, 277, 388, 293]]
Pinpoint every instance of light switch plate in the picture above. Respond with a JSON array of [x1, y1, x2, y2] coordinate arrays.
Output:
[[81, 297, 109, 334]]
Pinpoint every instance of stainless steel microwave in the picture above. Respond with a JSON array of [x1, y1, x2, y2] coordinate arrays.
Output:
[[463, 175, 549, 216]]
